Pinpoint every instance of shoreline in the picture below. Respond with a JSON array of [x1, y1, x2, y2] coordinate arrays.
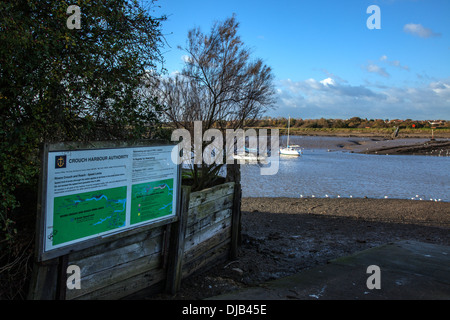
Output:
[[152, 197, 449, 300], [280, 134, 450, 156], [270, 127, 450, 140], [241, 197, 450, 228], [358, 139, 450, 156]]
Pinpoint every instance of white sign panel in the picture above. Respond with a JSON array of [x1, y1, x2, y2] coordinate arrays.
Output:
[[43, 144, 179, 255]]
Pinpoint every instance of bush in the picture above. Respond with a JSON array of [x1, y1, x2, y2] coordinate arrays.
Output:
[[0, 0, 166, 299]]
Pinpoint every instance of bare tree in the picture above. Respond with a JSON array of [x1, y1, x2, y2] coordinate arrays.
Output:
[[157, 15, 276, 190]]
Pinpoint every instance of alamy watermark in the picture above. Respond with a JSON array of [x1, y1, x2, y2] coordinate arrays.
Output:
[[67, 5, 81, 30], [171, 121, 280, 175], [66, 265, 81, 290], [65, 5, 380, 30], [66, 263, 382, 291], [366, 265, 381, 289], [367, 5, 381, 30]]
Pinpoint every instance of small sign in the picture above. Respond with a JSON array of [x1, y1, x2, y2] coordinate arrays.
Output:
[[55, 155, 67, 169]]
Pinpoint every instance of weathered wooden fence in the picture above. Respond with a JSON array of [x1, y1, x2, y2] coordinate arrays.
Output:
[[182, 182, 235, 279], [28, 181, 239, 299]]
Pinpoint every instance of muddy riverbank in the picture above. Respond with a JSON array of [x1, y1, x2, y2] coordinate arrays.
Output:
[[284, 135, 450, 156], [359, 139, 450, 156], [149, 197, 450, 300]]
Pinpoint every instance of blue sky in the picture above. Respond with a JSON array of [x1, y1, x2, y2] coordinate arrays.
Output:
[[152, 0, 450, 120]]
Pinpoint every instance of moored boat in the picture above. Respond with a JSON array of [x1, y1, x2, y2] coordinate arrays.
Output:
[[279, 116, 302, 156]]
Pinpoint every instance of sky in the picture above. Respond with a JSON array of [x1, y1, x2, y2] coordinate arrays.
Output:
[[151, 0, 450, 120]]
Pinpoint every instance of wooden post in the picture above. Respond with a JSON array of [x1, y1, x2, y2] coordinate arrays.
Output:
[[227, 162, 242, 260], [56, 255, 69, 300], [27, 143, 61, 300], [165, 185, 191, 295], [27, 258, 60, 300], [230, 181, 242, 260]]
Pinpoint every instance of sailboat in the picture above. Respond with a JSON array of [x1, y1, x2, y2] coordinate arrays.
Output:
[[279, 116, 302, 156]]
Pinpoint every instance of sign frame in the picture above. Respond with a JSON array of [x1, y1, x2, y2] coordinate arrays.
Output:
[[35, 140, 181, 262]]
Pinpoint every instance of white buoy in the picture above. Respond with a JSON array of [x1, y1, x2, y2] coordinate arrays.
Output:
[[384, 196, 388, 199]]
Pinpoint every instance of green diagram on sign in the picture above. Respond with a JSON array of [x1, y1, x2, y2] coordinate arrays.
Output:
[[52, 186, 127, 245], [130, 178, 174, 225]]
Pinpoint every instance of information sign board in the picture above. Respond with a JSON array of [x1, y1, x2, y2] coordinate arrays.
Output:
[[39, 142, 180, 260]]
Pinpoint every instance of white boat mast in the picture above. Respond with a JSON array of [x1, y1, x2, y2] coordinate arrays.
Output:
[[287, 115, 290, 147]]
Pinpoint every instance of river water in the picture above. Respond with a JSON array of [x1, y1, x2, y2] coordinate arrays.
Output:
[[241, 136, 450, 202]]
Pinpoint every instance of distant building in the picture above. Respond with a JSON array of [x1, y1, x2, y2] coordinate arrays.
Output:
[[428, 120, 446, 126]]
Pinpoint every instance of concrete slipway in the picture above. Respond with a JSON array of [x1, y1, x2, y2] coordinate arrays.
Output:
[[209, 240, 450, 300]]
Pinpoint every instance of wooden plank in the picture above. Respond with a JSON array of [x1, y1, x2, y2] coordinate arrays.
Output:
[[73, 268, 166, 300], [165, 186, 191, 294], [66, 253, 163, 300], [69, 233, 163, 277], [187, 193, 233, 225], [68, 226, 163, 262], [186, 208, 232, 238], [184, 215, 232, 253], [183, 226, 232, 264], [121, 281, 166, 300], [188, 182, 234, 209], [182, 240, 231, 278]]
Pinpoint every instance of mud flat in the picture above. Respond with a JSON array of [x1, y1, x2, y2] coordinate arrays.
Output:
[[283, 135, 450, 156], [151, 197, 449, 300], [358, 139, 450, 156]]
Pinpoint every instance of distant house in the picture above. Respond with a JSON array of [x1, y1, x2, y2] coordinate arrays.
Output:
[[428, 120, 446, 126]]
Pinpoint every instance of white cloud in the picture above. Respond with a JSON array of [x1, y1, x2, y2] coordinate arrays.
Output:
[[366, 64, 390, 78], [273, 77, 450, 120], [364, 56, 409, 78], [320, 78, 335, 87], [380, 55, 409, 71], [430, 81, 450, 100], [403, 23, 441, 38]]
